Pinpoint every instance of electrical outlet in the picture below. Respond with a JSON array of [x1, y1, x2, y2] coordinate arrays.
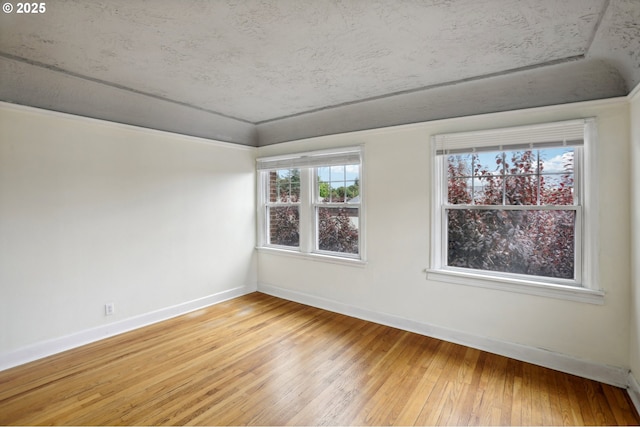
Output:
[[105, 302, 115, 316]]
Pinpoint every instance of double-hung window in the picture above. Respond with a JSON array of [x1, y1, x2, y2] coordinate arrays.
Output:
[[257, 146, 363, 261], [429, 119, 602, 302]]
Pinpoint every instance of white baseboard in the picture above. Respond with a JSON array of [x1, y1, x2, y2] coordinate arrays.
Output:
[[628, 371, 640, 415], [0, 285, 256, 372], [258, 283, 629, 388], [3, 281, 634, 400]]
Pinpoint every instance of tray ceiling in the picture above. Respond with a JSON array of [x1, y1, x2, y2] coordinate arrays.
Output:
[[1, 0, 639, 145]]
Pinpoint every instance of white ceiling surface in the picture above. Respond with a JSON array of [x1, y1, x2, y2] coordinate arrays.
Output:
[[1, 0, 639, 146]]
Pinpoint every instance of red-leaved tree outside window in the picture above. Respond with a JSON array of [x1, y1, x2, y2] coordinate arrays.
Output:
[[446, 148, 577, 280]]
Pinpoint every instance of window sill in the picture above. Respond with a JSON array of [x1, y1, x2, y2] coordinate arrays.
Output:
[[426, 268, 604, 304], [256, 246, 367, 268]]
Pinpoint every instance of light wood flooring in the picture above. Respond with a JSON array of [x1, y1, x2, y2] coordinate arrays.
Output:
[[0, 292, 638, 425]]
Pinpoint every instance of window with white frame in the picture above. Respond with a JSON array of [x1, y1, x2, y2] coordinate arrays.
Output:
[[257, 147, 363, 260], [430, 119, 600, 296]]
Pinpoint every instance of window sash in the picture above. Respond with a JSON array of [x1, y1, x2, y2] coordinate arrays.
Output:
[[445, 145, 582, 208], [312, 204, 361, 256], [314, 206, 361, 257], [442, 205, 582, 285], [266, 205, 300, 248]]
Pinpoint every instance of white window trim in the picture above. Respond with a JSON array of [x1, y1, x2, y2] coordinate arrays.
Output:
[[428, 119, 603, 304], [426, 268, 604, 304], [256, 146, 365, 263], [256, 246, 367, 267]]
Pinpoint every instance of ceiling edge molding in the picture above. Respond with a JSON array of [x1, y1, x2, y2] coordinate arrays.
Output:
[[0, 55, 258, 146], [255, 55, 586, 126], [0, 101, 257, 152], [257, 58, 627, 146], [0, 52, 253, 125]]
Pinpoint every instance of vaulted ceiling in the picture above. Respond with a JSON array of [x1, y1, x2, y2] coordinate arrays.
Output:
[[1, 0, 639, 146]]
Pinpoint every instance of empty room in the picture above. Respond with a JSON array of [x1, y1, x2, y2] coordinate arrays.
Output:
[[1, 0, 640, 425]]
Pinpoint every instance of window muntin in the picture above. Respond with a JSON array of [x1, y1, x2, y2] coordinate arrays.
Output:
[[447, 148, 576, 207], [432, 120, 590, 288], [317, 165, 360, 203], [257, 147, 363, 261]]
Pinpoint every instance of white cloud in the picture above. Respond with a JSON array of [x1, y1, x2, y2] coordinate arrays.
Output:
[[542, 152, 573, 174]]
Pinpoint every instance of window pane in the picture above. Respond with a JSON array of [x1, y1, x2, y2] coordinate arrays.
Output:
[[447, 154, 473, 179], [317, 207, 359, 254], [329, 165, 346, 182], [504, 175, 539, 205], [475, 175, 503, 205], [540, 174, 574, 205], [269, 206, 299, 247], [317, 166, 331, 183], [329, 183, 347, 203], [448, 177, 472, 204], [540, 147, 574, 174], [269, 169, 300, 202], [447, 209, 575, 279], [504, 150, 537, 175], [474, 152, 502, 177]]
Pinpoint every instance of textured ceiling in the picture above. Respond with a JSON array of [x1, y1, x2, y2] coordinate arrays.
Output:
[[1, 0, 639, 146]]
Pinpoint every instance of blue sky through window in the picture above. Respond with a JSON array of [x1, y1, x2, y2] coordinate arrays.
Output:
[[447, 147, 575, 206], [317, 165, 360, 189], [472, 147, 574, 175]]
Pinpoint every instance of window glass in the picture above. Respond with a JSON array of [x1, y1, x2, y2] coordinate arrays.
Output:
[[539, 147, 575, 206], [317, 207, 359, 254], [444, 148, 579, 283], [270, 169, 300, 203], [267, 169, 300, 248], [447, 148, 576, 207], [447, 209, 576, 279], [268, 206, 300, 247]]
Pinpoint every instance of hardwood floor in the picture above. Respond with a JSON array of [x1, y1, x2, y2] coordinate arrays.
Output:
[[0, 292, 638, 425]]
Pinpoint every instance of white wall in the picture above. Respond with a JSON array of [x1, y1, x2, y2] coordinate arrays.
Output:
[[0, 103, 257, 356], [630, 87, 640, 384], [257, 98, 632, 371], [1, 95, 635, 387]]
